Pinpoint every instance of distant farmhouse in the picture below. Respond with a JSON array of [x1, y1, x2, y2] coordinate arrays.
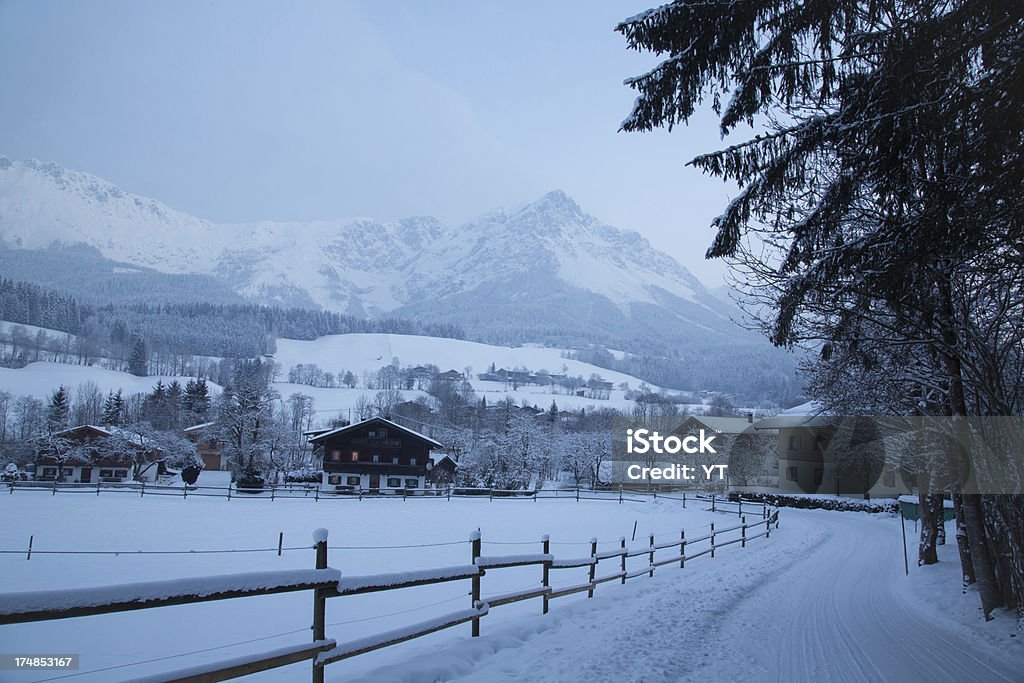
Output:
[[34, 424, 162, 484], [309, 417, 443, 493], [183, 422, 228, 471]]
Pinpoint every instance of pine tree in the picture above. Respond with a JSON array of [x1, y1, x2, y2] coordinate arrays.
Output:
[[617, 0, 1023, 619], [128, 335, 148, 376], [182, 378, 211, 424], [46, 385, 70, 434], [102, 389, 124, 426]]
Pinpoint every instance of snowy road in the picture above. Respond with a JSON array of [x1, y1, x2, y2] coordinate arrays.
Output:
[[342, 510, 1023, 683]]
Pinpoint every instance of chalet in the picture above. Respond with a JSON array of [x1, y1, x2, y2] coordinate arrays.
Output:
[[183, 422, 228, 471], [309, 417, 443, 493], [755, 414, 910, 497], [428, 452, 459, 486], [436, 369, 464, 382], [35, 425, 160, 484]]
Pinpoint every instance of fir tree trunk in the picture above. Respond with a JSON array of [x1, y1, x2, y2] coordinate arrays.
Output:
[[937, 277, 1002, 617], [981, 495, 1024, 619], [952, 492, 976, 589], [962, 493, 1003, 620]]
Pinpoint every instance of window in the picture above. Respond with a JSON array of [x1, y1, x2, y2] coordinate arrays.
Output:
[[788, 434, 801, 450], [405, 479, 418, 489], [392, 457, 399, 464], [330, 449, 342, 462], [813, 468, 823, 485], [379, 428, 388, 438], [114, 469, 128, 478], [346, 476, 361, 486], [372, 454, 380, 463], [786, 466, 798, 482], [62, 468, 73, 476], [41, 467, 57, 477], [351, 451, 359, 462], [409, 458, 417, 466], [328, 475, 342, 485], [367, 430, 376, 438], [387, 477, 401, 488], [99, 469, 113, 478]]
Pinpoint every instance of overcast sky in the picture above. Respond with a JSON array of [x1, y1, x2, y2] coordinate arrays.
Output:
[[0, 0, 741, 285]]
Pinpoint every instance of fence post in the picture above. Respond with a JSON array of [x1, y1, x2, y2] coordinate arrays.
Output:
[[141, 481, 145, 497], [648, 533, 655, 578], [52, 479, 57, 496], [314, 486, 319, 502], [97, 479, 101, 496], [680, 529, 685, 569], [447, 485, 452, 501], [227, 483, 232, 501], [26, 535, 32, 561], [710, 522, 716, 558], [741, 516, 746, 548], [619, 486, 623, 504], [738, 499, 742, 517], [588, 538, 597, 597], [576, 486, 579, 502], [271, 485, 275, 502], [775, 511, 780, 529], [682, 491, 686, 508], [619, 537, 626, 585], [542, 535, 550, 614], [711, 494, 715, 513], [312, 529, 328, 683], [278, 532, 284, 556], [471, 530, 482, 637], [183, 483, 188, 499], [489, 488, 493, 502]]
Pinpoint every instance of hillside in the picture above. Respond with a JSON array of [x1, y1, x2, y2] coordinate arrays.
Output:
[[0, 328, 690, 420]]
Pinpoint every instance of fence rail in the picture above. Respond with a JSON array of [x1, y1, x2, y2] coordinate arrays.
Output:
[[0, 511, 780, 682], [6, 480, 765, 510]]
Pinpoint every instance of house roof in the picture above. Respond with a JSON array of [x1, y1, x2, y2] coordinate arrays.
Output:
[[429, 452, 458, 467], [675, 415, 760, 435], [183, 422, 215, 433], [54, 424, 151, 442], [754, 415, 835, 429], [307, 417, 444, 449]]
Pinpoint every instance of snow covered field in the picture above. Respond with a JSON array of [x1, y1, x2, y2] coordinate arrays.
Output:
[[0, 494, 719, 681], [0, 330, 689, 419], [1, 495, 1018, 682]]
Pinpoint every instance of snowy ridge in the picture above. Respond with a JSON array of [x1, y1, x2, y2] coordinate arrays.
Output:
[[0, 158, 726, 327]]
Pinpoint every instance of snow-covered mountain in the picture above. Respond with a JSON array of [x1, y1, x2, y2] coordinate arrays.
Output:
[[0, 157, 740, 348]]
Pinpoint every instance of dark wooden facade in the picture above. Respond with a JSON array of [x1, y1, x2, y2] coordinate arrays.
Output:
[[310, 417, 442, 492]]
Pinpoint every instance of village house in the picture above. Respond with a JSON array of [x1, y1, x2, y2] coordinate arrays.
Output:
[[755, 414, 911, 497], [309, 417, 443, 493], [428, 452, 459, 486], [183, 422, 229, 471], [34, 425, 161, 484]]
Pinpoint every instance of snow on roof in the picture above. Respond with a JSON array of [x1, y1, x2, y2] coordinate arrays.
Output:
[[183, 422, 215, 433], [307, 417, 443, 449], [676, 416, 758, 434]]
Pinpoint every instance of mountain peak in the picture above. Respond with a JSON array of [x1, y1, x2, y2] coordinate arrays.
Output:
[[512, 190, 587, 228]]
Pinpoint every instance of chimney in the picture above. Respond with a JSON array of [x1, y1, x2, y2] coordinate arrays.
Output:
[[747, 412, 754, 423]]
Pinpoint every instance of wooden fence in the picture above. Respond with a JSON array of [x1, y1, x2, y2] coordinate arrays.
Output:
[[0, 507, 780, 682], [6, 480, 755, 510]]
